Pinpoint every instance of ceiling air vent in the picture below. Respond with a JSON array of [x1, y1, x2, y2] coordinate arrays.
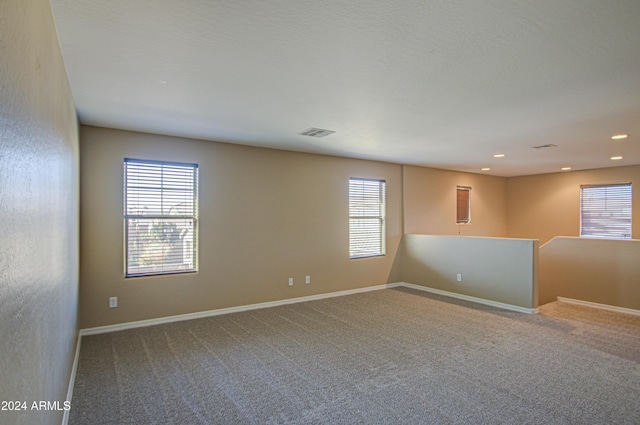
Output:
[[298, 128, 335, 138], [531, 143, 558, 149]]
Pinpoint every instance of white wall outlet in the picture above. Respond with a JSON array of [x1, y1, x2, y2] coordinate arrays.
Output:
[[305, 275, 311, 284], [109, 296, 118, 308], [288, 277, 294, 286], [456, 273, 462, 282]]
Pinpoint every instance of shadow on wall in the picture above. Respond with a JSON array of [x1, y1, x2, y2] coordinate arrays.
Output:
[[399, 234, 539, 310], [539, 237, 640, 311]]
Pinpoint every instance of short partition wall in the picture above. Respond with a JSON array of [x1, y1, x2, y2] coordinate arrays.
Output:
[[539, 237, 640, 311], [400, 234, 539, 312]]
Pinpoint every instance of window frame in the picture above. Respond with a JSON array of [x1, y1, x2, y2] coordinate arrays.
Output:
[[124, 158, 199, 277], [348, 177, 386, 259], [456, 186, 471, 224], [580, 182, 632, 240]]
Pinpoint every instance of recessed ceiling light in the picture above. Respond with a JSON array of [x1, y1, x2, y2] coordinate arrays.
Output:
[[561, 167, 572, 171], [481, 168, 490, 171], [493, 154, 505, 158], [611, 134, 628, 140], [611, 156, 623, 160]]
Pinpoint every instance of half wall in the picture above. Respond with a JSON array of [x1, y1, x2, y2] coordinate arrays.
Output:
[[539, 237, 640, 310], [401, 235, 539, 311]]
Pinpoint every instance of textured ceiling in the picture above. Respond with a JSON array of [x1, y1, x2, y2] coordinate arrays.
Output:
[[51, 0, 640, 176]]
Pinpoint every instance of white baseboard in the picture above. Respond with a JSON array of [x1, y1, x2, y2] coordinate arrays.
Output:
[[79, 281, 534, 337], [557, 296, 640, 316], [68, 280, 531, 415], [61, 333, 82, 425], [80, 283, 401, 336], [398, 282, 539, 314]]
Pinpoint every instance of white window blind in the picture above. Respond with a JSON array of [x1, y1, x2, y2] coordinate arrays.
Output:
[[580, 183, 631, 239], [349, 178, 386, 258], [124, 159, 198, 277]]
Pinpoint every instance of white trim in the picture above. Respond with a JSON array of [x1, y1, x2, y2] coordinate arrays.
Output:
[[79, 281, 537, 337], [65, 279, 536, 421], [80, 283, 401, 336], [61, 334, 82, 425], [557, 296, 640, 316], [399, 282, 539, 314]]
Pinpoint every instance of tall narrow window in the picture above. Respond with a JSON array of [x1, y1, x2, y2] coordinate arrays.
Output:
[[580, 183, 631, 239], [457, 186, 471, 224], [124, 159, 198, 277], [349, 178, 386, 258]]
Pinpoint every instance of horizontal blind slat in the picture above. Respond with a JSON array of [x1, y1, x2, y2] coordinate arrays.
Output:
[[349, 178, 385, 258], [580, 183, 631, 239], [125, 159, 198, 276]]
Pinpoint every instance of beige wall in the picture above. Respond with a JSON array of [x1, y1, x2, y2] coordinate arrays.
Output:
[[401, 235, 538, 310], [403, 165, 508, 237], [405, 164, 640, 244], [80, 126, 402, 328], [539, 237, 640, 310], [79, 132, 640, 327], [507, 165, 640, 245], [0, 1, 79, 425]]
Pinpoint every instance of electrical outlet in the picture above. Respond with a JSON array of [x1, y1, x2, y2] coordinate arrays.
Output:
[[305, 275, 311, 284], [456, 273, 462, 282], [288, 278, 294, 286], [109, 296, 118, 308]]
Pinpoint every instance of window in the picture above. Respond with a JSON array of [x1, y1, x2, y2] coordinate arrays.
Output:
[[124, 159, 198, 277], [456, 186, 471, 224], [580, 183, 631, 239], [349, 178, 386, 258]]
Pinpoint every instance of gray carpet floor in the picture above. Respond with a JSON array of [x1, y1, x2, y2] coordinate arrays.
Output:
[[69, 287, 640, 424]]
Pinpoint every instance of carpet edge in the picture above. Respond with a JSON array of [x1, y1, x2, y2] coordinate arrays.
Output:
[[80, 283, 402, 336]]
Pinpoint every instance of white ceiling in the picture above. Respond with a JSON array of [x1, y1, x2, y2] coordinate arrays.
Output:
[[51, 0, 640, 177]]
